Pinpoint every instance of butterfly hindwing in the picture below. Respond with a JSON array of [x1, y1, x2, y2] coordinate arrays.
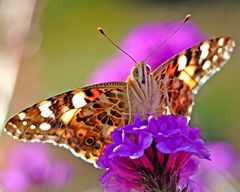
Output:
[[153, 37, 235, 116], [5, 82, 130, 165]]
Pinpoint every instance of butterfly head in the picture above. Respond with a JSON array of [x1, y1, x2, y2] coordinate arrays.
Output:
[[131, 62, 151, 83]]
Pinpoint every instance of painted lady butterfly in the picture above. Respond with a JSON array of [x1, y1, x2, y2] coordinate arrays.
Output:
[[4, 23, 235, 166]]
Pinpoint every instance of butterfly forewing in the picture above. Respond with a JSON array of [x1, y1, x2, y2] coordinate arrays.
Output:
[[152, 37, 235, 116], [153, 37, 235, 94], [5, 82, 130, 165]]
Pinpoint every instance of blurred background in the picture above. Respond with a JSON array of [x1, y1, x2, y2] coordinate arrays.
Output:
[[0, 0, 239, 191]]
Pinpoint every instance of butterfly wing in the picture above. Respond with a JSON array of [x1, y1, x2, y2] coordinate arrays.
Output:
[[153, 37, 235, 116], [5, 82, 130, 165]]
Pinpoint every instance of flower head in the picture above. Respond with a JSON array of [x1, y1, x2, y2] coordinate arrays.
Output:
[[90, 20, 206, 83], [97, 114, 210, 192]]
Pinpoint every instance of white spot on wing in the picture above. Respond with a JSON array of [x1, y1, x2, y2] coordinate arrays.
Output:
[[227, 40, 235, 52], [200, 76, 209, 85], [72, 92, 87, 108], [41, 110, 54, 118], [30, 124, 36, 129], [39, 123, 51, 131], [200, 42, 210, 59], [217, 48, 223, 54], [218, 38, 224, 46], [202, 60, 211, 70], [13, 135, 19, 140], [16, 129, 22, 134], [7, 122, 17, 129], [223, 51, 230, 60], [212, 55, 218, 62], [38, 101, 55, 118], [39, 101, 51, 111], [30, 139, 41, 142], [22, 121, 27, 126], [18, 112, 26, 120], [232, 40, 236, 48], [177, 55, 187, 71]]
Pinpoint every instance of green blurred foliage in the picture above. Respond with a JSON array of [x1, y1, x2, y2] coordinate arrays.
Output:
[[14, 0, 240, 190]]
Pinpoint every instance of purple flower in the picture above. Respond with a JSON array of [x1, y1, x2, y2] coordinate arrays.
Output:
[[193, 142, 240, 192], [90, 20, 206, 83], [0, 143, 73, 191], [97, 114, 210, 192], [0, 167, 29, 192]]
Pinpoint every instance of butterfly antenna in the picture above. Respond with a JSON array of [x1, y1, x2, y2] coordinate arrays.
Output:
[[143, 14, 191, 63], [97, 27, 137, 64]]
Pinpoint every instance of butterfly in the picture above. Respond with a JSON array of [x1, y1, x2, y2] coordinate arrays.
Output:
[[4, 36, 235, 167]]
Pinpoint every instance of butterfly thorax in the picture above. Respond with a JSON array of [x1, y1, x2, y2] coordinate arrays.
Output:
[[126, 62, 167, 119]]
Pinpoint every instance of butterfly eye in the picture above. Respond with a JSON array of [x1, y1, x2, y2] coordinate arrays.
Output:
[[132, 68, 139, 77], [84, 136, 95, 146]]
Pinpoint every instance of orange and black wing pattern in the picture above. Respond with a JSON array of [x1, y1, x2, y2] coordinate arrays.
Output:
[[153, 37, 235, 116], [5, 82, 130, 166], [154, 37, 235, 94]]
